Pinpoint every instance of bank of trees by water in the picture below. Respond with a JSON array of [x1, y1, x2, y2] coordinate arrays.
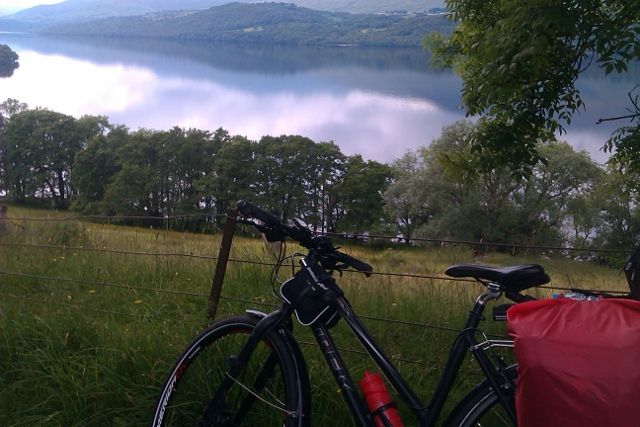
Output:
[[0, 44, 19, 78], [1, 100, 639, 252]]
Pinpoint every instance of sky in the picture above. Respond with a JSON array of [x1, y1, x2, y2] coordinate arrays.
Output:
[[0, 0, 64, 16]]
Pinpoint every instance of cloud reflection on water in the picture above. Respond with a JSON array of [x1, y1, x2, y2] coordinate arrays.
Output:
[[0, 40, 633, 165], [1, 49, 462, 162]]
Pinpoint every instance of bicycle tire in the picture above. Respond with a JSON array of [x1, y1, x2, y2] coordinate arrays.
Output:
[[445, 367, 517, 427], [150, 315, 309, 427]]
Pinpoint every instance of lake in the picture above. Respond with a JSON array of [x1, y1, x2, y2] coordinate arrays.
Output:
[[0, 34, 633, 164]]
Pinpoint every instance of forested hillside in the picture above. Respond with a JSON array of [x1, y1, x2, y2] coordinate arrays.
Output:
[[4, 0, 226, 23], [42, 3, 451, 47], [4, 0, 445, 24]]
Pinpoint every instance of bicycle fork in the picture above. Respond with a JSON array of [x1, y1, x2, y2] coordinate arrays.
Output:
[[199, 307, 293, 426]]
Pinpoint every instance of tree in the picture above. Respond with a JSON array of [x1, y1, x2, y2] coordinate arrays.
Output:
[[298, 141, 345, 232], [0, 99, 28, 193], [385, 121, 602, 246], [0, 44, 19, 78], [2, 109, 102, 208], [71, 125, 127, 214], [427, 1, 640, 173], [587, 168, 640, 252], [333, 155, 394, 232], [165, 127, 218, 212], [196, 133, 258, 219], [253, 135, 342, 227], [383, 150, 429, 242]]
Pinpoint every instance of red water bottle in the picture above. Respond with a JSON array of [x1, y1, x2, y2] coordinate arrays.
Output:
[[359, 371, 404, 427]]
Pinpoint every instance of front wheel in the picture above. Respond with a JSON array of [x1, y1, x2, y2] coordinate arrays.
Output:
[[150, 315, 309, 427], [445, 367, 517, 427]]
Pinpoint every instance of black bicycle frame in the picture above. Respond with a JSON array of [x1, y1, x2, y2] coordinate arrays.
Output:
[[222, 287, 516, 427], [318, 290, 516, 427]]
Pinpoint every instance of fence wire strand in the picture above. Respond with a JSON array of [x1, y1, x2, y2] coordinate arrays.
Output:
[[3, 211, 632, 254], [0, 269, 471, 334], [0, 214, 633, 361], [0, 241, 477, 281]]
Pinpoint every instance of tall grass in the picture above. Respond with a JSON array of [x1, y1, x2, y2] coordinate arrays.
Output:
[[0, 206, 629, 426]]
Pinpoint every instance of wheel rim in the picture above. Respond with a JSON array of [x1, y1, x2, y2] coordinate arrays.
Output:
[[459, 392, 515, 427], [159, 328, 292, 426]]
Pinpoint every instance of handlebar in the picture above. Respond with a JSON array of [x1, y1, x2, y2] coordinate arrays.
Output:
[[237, 200, 282, 230], [236, 200, 372, 276]]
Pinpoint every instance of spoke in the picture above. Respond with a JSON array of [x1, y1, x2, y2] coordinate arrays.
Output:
[[226, 372, 294, 415], [476, 405, 511, 426]]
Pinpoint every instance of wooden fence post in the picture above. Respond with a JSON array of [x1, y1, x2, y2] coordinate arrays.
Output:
[[207, 208, 238, 320]]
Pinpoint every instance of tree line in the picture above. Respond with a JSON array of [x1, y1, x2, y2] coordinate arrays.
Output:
[[0, 101, 392, 234], [384, 121, 639, 253], [1, 100, 639, 252]]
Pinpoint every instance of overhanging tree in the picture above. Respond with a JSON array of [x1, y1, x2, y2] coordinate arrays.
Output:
[[427, 1, 640, 173]]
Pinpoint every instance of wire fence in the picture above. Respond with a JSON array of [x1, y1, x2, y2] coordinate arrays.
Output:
[[0, 239, 629, 294], [0, 212, 633, 367], [4, 210, 632, 254]]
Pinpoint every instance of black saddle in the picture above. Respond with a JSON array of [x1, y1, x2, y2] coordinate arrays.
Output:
[[445, 264, 550, 293]]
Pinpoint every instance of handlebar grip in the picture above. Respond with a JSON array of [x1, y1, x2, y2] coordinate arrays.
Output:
[[236, 200, 282, 228], [335, 251, 373, 277]]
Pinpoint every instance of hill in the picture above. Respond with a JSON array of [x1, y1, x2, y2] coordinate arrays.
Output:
[[42, 2, 452, 47], [4, 0, 231, 24], [5, 0, 445, 25]]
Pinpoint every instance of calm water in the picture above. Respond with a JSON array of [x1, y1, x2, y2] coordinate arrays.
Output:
[[0, 34, 632, 163]]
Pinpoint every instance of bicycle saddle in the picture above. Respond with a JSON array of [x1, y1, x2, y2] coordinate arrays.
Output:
[[445, 264, 550, 292]]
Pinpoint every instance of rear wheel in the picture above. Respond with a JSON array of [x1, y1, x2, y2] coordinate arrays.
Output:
[[445, 367, 517, 427], [151, 315, 307, 426]]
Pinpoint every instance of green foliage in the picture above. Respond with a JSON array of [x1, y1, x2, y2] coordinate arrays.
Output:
[[195, 131, 257, 217], [5, 102, 640, 251], [385, 121, 603, 247], [334, 155, 394, 232], [429, 0, 640, 171], [383, 150, 429, 241], [7, 107, 388, 233], [0, 99, 28, 191], [1, 109, 106, 209], [7, 0, 446, 25], [71, 126, 128, 214], [587, 168, 640, 252], [254, 135, 345, 228], [44, 3, 452, 48], [0, 43, 19, 78]]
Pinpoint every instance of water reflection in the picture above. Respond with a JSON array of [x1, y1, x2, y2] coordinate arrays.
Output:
[[0, 34, 635, 163], [0, 35, 465, 161]]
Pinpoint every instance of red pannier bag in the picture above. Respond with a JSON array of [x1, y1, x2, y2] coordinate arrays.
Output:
[[507, 298, 640, 427]]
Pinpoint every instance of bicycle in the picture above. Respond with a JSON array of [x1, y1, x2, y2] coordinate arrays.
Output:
[[150, 200, 550, 426]]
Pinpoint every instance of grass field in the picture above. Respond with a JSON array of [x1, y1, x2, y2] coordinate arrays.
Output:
[[0, 205, 630, 426]]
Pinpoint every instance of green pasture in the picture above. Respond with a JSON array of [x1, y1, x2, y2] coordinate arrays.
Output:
[[0, 206, 629, 426]]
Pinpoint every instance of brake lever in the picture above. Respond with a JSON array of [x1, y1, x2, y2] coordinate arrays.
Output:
[[331, 251, 373, 277], [238, 218, 285, 242]]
